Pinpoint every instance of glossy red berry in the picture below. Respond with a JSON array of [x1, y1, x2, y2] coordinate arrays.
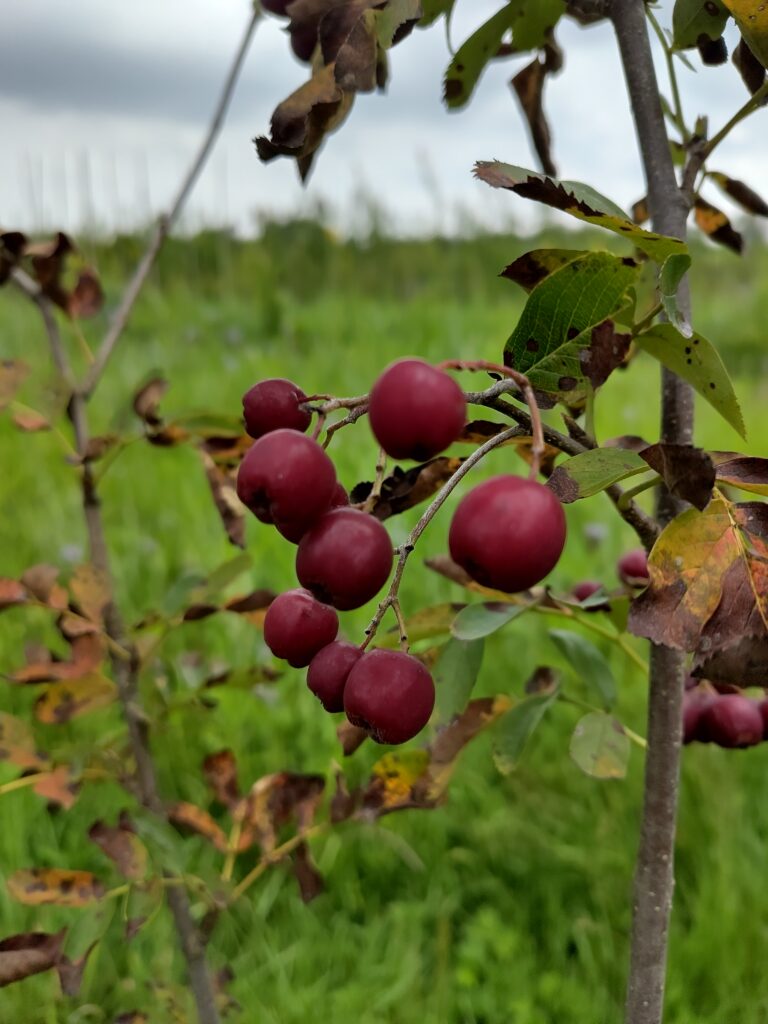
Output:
[[242, 378, 311, 439], [618, 548, 649, 587], [330, 483, 350, 508], [264, 589, 338, 668], [307, 641, 362, 712], [296, 508, 393, 610], [368, 358, 466, 461], [449, 475, 566, 593], [275, 481, 350, 543], [702, 694, 763, 748], [236, 429, 336, 536], [682, 687, 718, 744], [344, 649, 435, 744]]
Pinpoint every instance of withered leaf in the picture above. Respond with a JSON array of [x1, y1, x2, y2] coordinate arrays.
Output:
[[710, 171, 768, 217], [27, 232, 75, 311], [353, 457, 463, 520], [132, 377, 168, 427], [0, 360, 30, 410], [32, 765, 80, 810], [89, 819, 148, 881], [70, 564, 111, 626], [693, 633, 768, 687], [640, 443, 716, 511], [0, 930, 66, 988], [168, 802, 228, 852], [202, 750, 240, 810], [35, 673, 117, 724], [199, 449, 246, 548], [510, 44, 561, 178], [11, 633, 104, 685], [21, 564, 60, 603], [630, 495, 768, 656], [68, 267, 104, 318], [0, 578, 27, 611], [320, 1, 379, 91], [240, 772, 325, 853], [56, 941, 98, 997], [292, 841, 324, 902], [8, 869, 105, 907], [0, 713, 47, 769], [632, 197, 649, 225], [580, 320, 632, 389], [336, 719, 369, 756], [694, 197, 744, 253], [330, 769, 357, 822], [711, 451, 768, 496], [733, 34, 766, 94], [12, 409, 49, 432], [225, 589, 276, 621], [0, 230, 27, 285], [501, 248, 586, 292], [113, 1014, 149, 1024]]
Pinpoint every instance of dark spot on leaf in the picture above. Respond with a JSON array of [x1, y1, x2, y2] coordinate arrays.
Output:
[[693, 338, 700, 344], [444, 79, 463, 101], [687, 358, 692, 365], [704, 0, 720, 11], [558, 376, 577, 392], [567, 327, 579, 341], [455, 63, 464, 72], [619, 225, 632, 231], [526, 338, 539, 352], [621, 257, 636, 266], [710, 382, 716, 389], [685, 347, 692, 354]]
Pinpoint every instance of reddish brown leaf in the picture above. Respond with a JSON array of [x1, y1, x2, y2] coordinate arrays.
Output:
[[292, 841, 324, 902], [225, 590, 276, 616], [89, 819, 148, 881], [12, 409, 50, 432], [11, 634, 105, 685], [352, 457, 463, 520], [132, 377, 168, 427], [510, 45, 561, 178], [27, 232, 75, 310], [336, 719, 369, 756], [0, 360, 30, 409], [202, 750, 240, 810], [56, 941, 98, 996], [67, 268, 103, 318], [640, 443, 716, 511], [8, 869, 105, 907], [0, 578, 27, 611], [632, 197, 649, 225], [330, 769, 357, 823], [0, 713, 47, 769], [199, 449, 246, 548], [168, 802, 228, 852], [694, 197, 744, 253], [21, 564, 60, 603], [525, 665, 560, 695], [35, 674, 117, 724], [319, 1, 379, 92], [580, 320, 632, 389], [32, 766, 80, 809], [240, 772, 325, 853], [182, 604, 219, 622], [0, 930, 66, 987], [711, 451, 768, 496]]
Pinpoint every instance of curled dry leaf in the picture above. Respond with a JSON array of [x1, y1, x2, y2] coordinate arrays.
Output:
[[35, 673, 117, 724], [199, 448, 246, 549], [240, 772, 325, 853], [352, 457, 463, 520], [510, 42, 563, 179], [336, 720, 369, 756], [68, 267, 104, 319], [132, 377, 168, 427], [693, 197, 744, 254], [7, 869, 106, 907], [733, 34, 766, 94], [56, 941, 99, 997], [11, 633, 104, 685], [70, 564, 111, 627], [32, 765, 80, 810], [202, 750, 241, 810], [0, 578, 27, 611], [168, 802, 228, 853], [0, 712, 48, 770], [292, 841, 325, 903], [89, 819, 149, 881], [0, 930, 66, 988], [0, 230, 27, 285], [639, 442, 716, 511], [27, 232, 75, 310]]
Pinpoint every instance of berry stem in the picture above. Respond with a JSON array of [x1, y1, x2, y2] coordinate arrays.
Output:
[[362, 425, 522, 648], [362, 448, 388, 513], [436, 360, 545, 479]]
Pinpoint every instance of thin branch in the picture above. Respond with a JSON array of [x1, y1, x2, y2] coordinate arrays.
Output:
[[80, 7, 262, 397], [10, 268, 75, 389]]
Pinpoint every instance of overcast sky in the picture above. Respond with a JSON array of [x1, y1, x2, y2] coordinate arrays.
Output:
[[1, 0, 765, 236]]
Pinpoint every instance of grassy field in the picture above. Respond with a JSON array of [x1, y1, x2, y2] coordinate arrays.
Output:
[[1, 221, 768, 1023]]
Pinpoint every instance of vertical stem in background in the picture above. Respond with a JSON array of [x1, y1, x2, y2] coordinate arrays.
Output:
[[611, 2, 693, 1023]]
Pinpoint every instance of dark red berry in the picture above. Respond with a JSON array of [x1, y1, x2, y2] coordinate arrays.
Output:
[[682, 687, 718, 744], [296, 508, 393, 610], [264, 589, 338, 668], [618, 548, 649, 587], [236, 429, 336, 537], [344, 649, 435, 745], [242, 378, 311, 439], [263, 0, 292, 15], [290, 19, 319, 62], [368, 358, 466, 461], [449, 475, 566, 593], [702, 694, 763, 748], [307, 641, 362, 712], [275, 481, 350, 544], [330, 483, 349, 508]]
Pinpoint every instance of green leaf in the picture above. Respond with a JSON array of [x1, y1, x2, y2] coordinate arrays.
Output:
[[569, 712, 630, 779], [434, 638, 485, 724], [723, 1, 768, 67], [659, 253, 692, 338], [501, 248, 590, 292], [492, 691, 559, 774], [504, 252, 640, 401], [546, 447, 650, 503], [420, 0, 456, 25], [203, 553, 253, 596], [376, 0, 422, 48], [474, 162, 688, 262], [451, 601, 532, 641], [635, 323, 746, 438], [673, 0, 729, 48], [379, 603, 463, 648], [444, 1, 564, 109], [549, 629, 617, 708]]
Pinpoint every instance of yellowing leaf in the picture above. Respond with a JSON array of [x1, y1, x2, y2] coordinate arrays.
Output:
[[0, 712, 47, 769], [35, 674, 117, 724], [8, 869, 105, 907], [721, 0, 768, 66], [70, 564, 111, 627]]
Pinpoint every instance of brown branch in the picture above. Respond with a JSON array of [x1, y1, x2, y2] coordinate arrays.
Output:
[[80, 6, 262, 398], [612, 3, 691, 1022]]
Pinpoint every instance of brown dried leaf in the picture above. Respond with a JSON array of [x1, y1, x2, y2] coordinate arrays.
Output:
[[11, 634, 105, 685], [35, 674, 117, 724], [0, 578, 27, 611], [0, 930, 66, 987], [640, 443, 716, 511], [320, 1, 379, 91], [132, 377, 168, 427], [202, 750, 240, 810], [12, 409, 49, 432], [336, 720, 369, 756], [182, 604, 219, 622], [33, 765, 80, 809], [733, 34, 766, 94], [70, 564, 111, 627], [199, 449, 246, 549], [225, 589, 277, 616], [240, 772, 325, 853], [113, 1014, 149, 1024], [694, 197, 744, 253], [580, 320, 632, 390], [0, 230, 27, 285], [56, 941, 98, 997], [510, 46, 560, 178], [28, 232, 75, 310], [8, 869, 105, 907], [330, 769, 357, 822], [0, 360, 30, 409], [353, 457, 463, 520], [632, 197, 649, 225], [292, 841, 324, 902], [0, 713, 47, 769], [89, 819, 148, 881], [68, 268, 103, 318], [21, 564, 59, 603], [168, 803, 228, 852], [711, 451, 768, 496]]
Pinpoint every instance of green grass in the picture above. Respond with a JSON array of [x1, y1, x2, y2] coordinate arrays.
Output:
[[1, 224, 767, 1023]]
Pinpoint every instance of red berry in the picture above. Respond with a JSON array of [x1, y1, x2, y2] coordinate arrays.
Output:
[[296, 508, 393, 610], [236, 429, 336, 536], [264, 589, 338, 668], [682, 687, 718, 744], [344, 649, 435, 745], [618, 548, 649, 587], [242, 378, 311, 439], [330, 483, 349, 509], [307, 641, 362, 712], [368, 358, 466, 461], [275, 482, 350, 544], [449, 475, 566, 593], [701, 694, 763, 748], [572, 581, 603, 602]]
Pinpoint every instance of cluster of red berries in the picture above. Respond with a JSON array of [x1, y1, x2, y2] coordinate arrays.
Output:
[[237, 358, 568, 744], [571, 548, 650, 605], [684, 683, 768, 748]]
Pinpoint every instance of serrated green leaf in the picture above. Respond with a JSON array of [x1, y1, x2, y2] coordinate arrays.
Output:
[[420, 0, 455, 25], [549, 629, 617, 708], [546, 447, 650, 502], [635, 323, 745, 438], [444, 1, 564, 109], [569, 712, 630, 779], [492, 691, 559, 774], [474, 162, 688, 262], [673, 0, 729, 48], [659, 253, 692, 338], [434, 638, 485, 724], [451, 601, 531, 641], [504, 252, 640, 401]]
